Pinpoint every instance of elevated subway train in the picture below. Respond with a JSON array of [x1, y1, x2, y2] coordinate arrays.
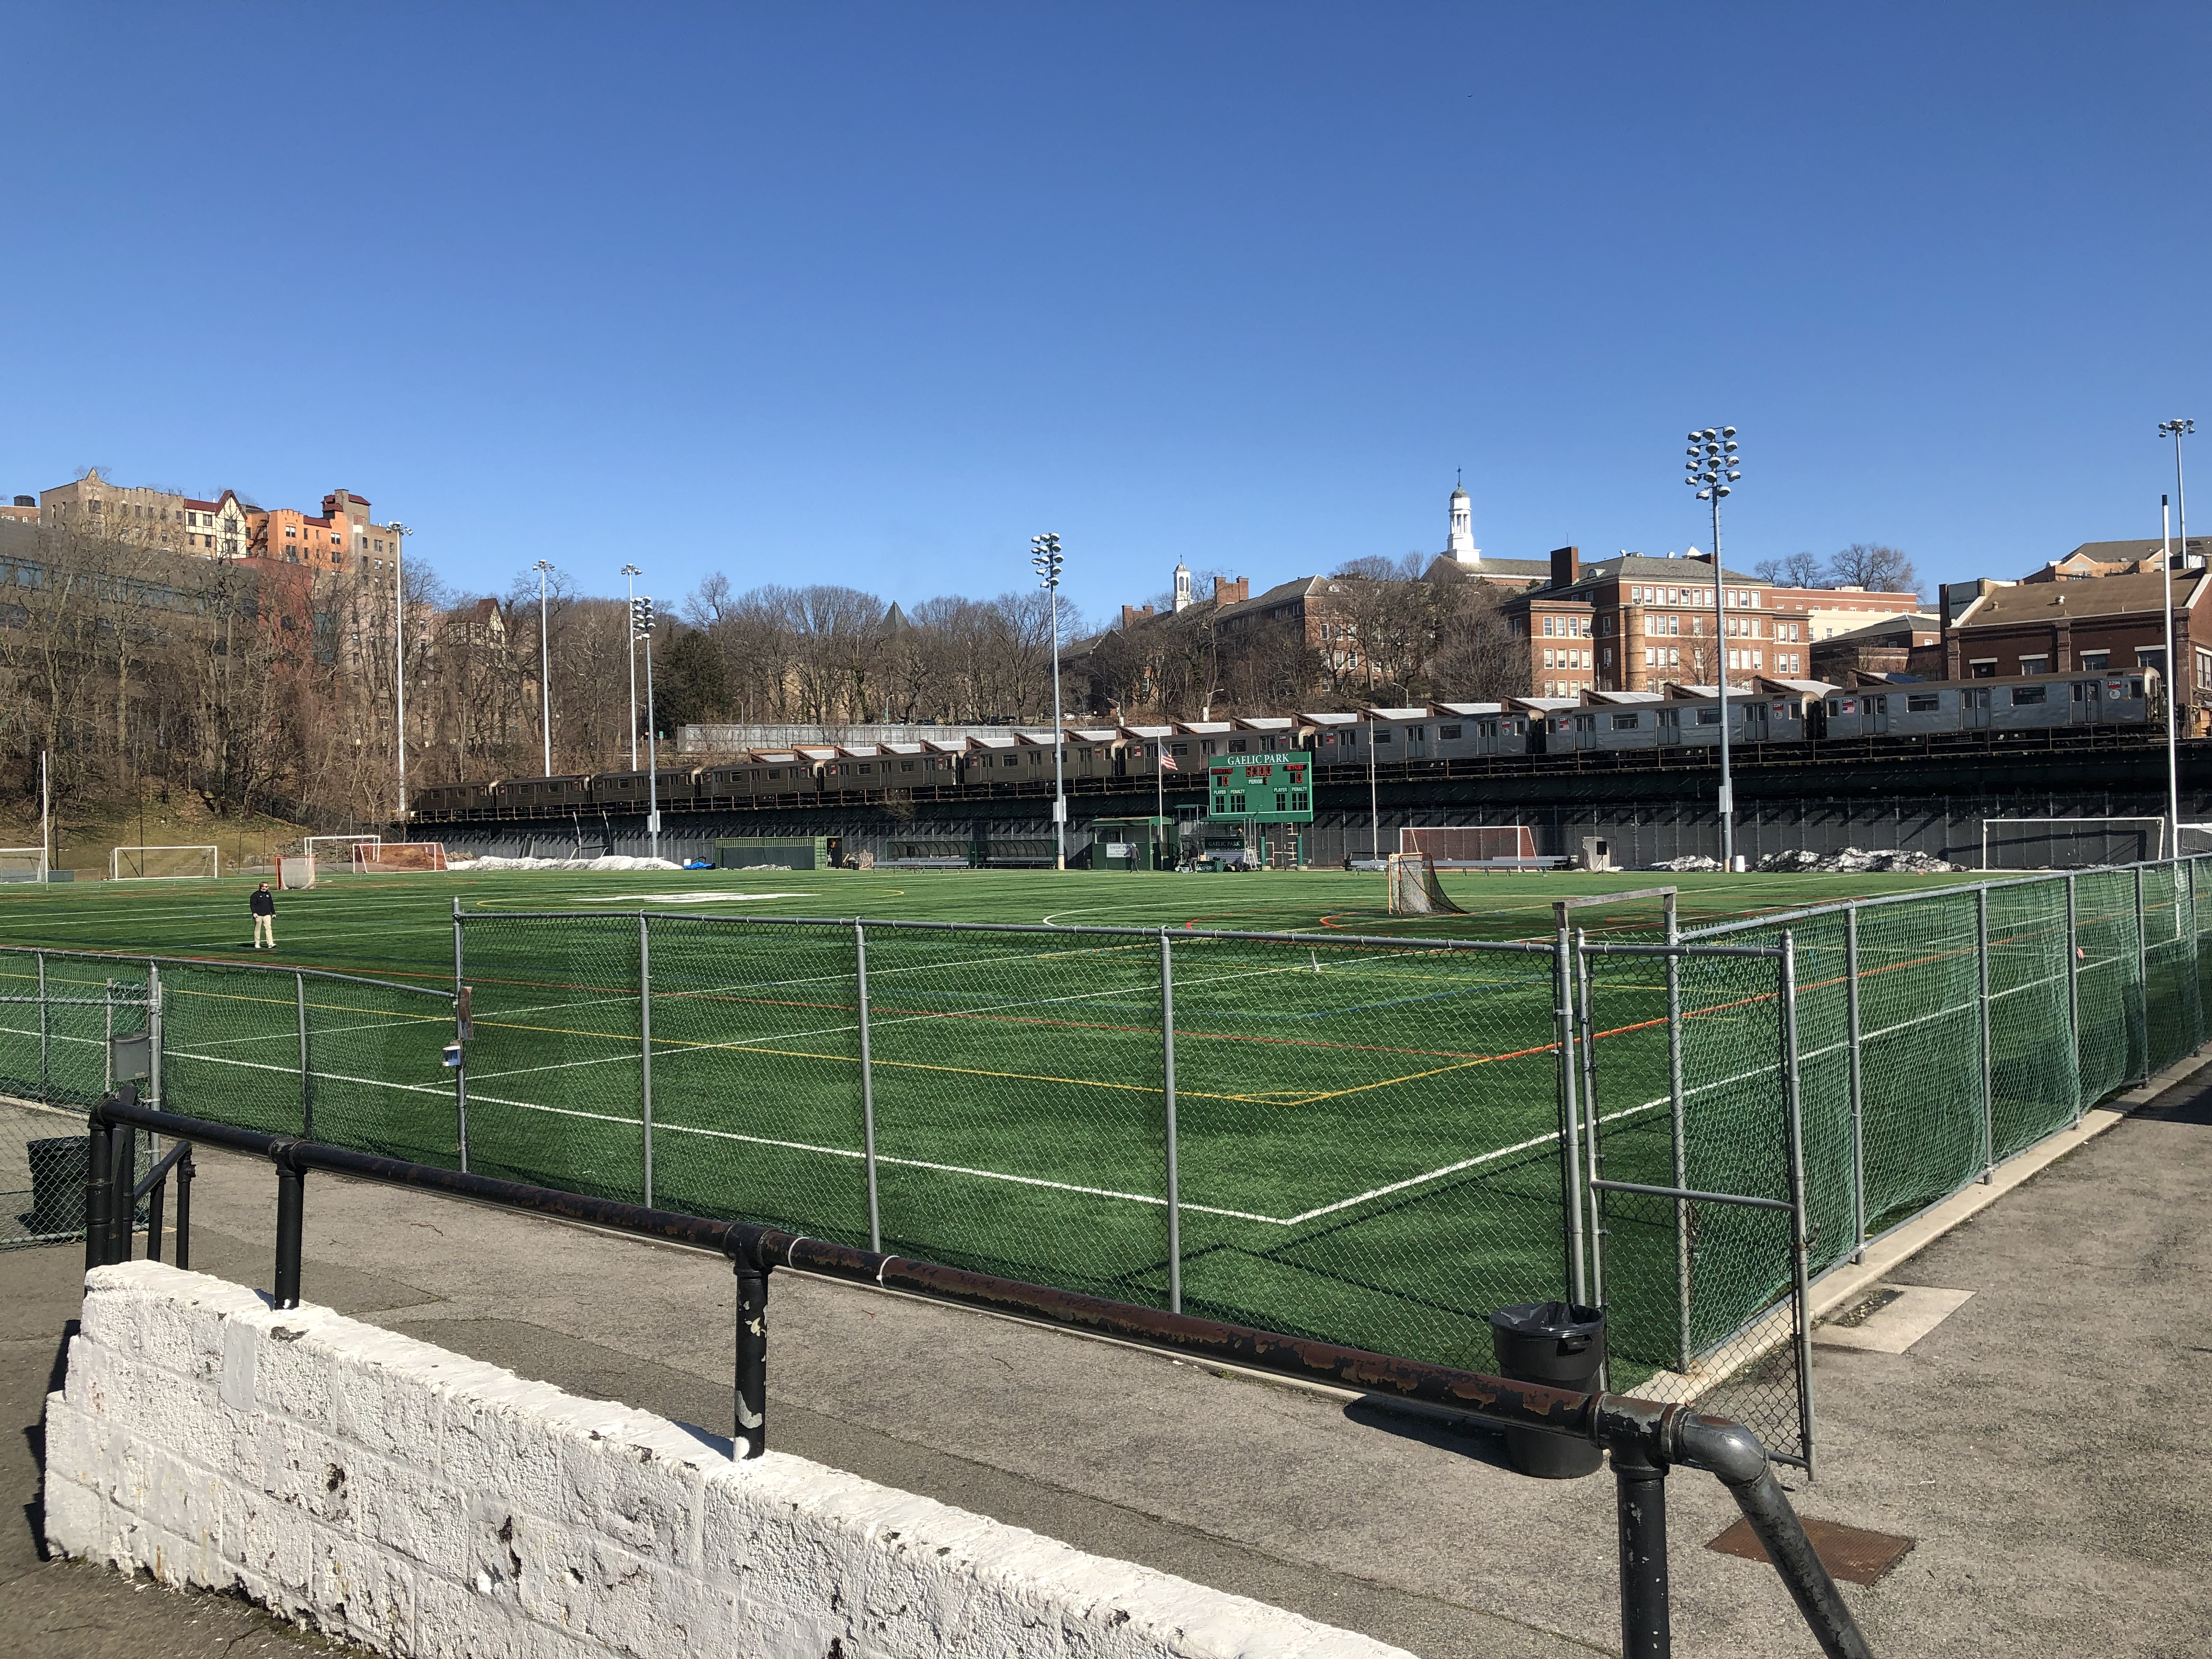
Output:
[[400, 673, 2161, 822]]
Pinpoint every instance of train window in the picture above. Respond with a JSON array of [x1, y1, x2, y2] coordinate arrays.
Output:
[[858, 764, 872, 774], [2011, 686, 2047, 706], [1610, 713, 1639, 730], [1908, 693, 1940, 712], [1696, 707, 1720, 725], [901, 761, 915, 772], [1440, 724, 1462, 740], [1375, 729, 1392, 742], [1228, 739, 1248, 752], [1476, 721, 1495, 737], [1575, 714, 1596, 732]]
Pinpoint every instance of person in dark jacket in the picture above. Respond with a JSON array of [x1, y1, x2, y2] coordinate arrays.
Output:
[[250, 882, 276, 950]]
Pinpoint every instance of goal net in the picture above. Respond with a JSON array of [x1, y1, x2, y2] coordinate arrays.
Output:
[[306, 834, 380, 864], [1386, 852, 1466, 915], [353, 841, 449, 873], [2179, 823, 2212, 857], [0, 846, 50, 883], [1400, 825, 1538, 867], [110, 845, 220, 882], [1979, 817, 2165, 871], [278, 855, 316, 889]]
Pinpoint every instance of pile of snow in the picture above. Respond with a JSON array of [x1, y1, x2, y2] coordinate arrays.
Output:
[[1650, 854, 1725, 872], [451, 854, 685, 872], [1754, 847, 1963, 874]]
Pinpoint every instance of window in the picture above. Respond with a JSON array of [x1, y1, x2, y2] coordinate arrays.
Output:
[[1170, 742, 1189, 755], [1439, 724, 1462, 740], [2137, 647, 2167, 670], [1660, 708, 1680, 729], [1610, 712, 1639, 730], [1543, 649, 1555, 668], [2018, 655, 2050, 675], [2010, 686, 2047, 706], [1908, 693, 1940, 712], [1375, 729, 1392, 743], [1228, 738, 1248, 752], [2078, 650, 2109, 670], [1696, 706, 1720, 725], [1543, 616, 1555, 636], [1970, 661, 1996, 678]]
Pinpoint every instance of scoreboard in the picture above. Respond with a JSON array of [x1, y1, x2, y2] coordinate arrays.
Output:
[[1208, 752, 1314, 823]]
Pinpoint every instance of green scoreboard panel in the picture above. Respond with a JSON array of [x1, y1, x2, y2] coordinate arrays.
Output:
[[1208, 751, 1314, 822]]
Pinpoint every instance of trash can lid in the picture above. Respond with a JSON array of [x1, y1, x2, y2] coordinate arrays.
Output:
[[1487, 1300, 1605, 1338]]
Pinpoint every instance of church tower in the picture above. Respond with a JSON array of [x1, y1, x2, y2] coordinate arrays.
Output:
[[1173, 561, 1193, 612], [1447, 475, 1477, 563]]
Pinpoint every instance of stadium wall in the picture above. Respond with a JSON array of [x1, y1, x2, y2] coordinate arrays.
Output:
[[45, 1260, 1403, 1659]]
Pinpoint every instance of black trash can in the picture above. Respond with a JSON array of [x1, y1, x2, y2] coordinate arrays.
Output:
[[26, 1137, 89, 1237], [1487, 1301, 1606, 1479]]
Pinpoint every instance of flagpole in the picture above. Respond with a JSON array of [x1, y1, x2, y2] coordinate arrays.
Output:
[[1157, 738, 1166, 866]]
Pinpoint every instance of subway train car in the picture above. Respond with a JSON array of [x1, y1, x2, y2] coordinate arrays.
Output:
[[1538, 687, 1813, 754], [1432, 702, 1536, 757], [503, 775, 595, 815], [411, 780, 500, 819], [1820, 673, 2150, 738], [588, 767, 701, 810], [699, 752, 821, 806]]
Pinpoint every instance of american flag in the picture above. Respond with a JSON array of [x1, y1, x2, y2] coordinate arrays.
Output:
[[1158, 742, 1178, 771]]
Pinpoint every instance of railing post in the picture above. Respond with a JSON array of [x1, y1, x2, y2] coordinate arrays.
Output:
[[84, 1105, 113, 1271], [272, 1143, 306, 1310], [1613, 1438, 1672, 1659], [109, 1118, 137, 1266], [1780, 932, 1816, 1475], [296, 970, 313, 1138], [146, 1159, 166, 1266], [639, 912, 653, 1209], [1554, 924, 1588, 1305], [1159, 930, 1182, 1316], [733, 1256, 769, 1458], [103, 979, 114, 1094], [147, 962, 162, 1110], [174, 1147, 193, 1272], [1976, 887, 1994, 1182], [1664, 903, 1690, 1369], [856, 921, 881, 1253], [2064, 873, 2082, 1125], [1844, 905, 1866, 1262]]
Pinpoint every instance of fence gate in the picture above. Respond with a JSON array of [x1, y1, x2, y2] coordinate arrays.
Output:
[[1568, 931, 1816, 1470]]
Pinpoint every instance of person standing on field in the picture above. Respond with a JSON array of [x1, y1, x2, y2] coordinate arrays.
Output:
[[250, 882, 276, 950]]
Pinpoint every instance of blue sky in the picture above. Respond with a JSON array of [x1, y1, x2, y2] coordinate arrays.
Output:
[[6, 4, 2208, 621]]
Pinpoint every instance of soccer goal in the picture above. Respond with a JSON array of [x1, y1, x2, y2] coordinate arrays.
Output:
[[1979, 817, 2165, 871], [1386, 852, 1466, 915], [2179, 823, 2212, 857], [354, 841, 449, 873], [306, 834, 380, 865], [0, 846, 50, 883], [1400, 824, 1541, 869], [111, 845, 221, 882], [278, 855, 316, 889]]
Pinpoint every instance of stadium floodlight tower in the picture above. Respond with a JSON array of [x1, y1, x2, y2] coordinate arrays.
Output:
[[2159, 419, 2194, 850], [533, 560, 556, 777], [1686, 426, 1742, 868], [633, 595, 661, 864], [622, 562, 643, 770], [1031, 532, 1068, 870], [388, 521, 411, 825]]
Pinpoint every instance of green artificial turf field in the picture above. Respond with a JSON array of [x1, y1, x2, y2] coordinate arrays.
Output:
[[0, 860, 2119, 1386]]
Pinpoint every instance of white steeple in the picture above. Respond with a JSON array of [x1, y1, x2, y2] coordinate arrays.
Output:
[[1447, 471, 1477, 563], [1172, 561, 1193, 612]]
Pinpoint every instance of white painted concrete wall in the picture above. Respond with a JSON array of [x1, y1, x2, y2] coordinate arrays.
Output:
[[44, 1261, 1407, 1659]]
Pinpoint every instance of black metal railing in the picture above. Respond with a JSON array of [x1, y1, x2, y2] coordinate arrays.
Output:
[[80, 1087, 1871, 1659]]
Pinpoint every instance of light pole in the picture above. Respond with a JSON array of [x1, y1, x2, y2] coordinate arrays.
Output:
[[621, 563, 642, 771], [2160, 420, 2193, 854], [533, 559, 556, 777], [388, 522, 411, 827], [633, 596, 660, 864], [1031, 533, 1067, 870], [1685, 426, 1742, 868]]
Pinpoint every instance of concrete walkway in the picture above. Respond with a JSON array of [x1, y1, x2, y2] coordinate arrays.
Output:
[[8, 1065, 2211, 1657]]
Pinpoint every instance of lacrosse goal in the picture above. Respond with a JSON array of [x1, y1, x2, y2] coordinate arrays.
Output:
[[1386, 852, 1466, 915], [0, 846, 50, 883], [1400, 824, 1540, 868], [111, 845, 221, 882], [1979, 816, 2165, 871], [353, 841, 449, 873], [278, 855, 317, 889]]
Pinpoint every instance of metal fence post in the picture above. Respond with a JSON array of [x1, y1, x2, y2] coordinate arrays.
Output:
[[1665, 904, 1690, 1369], [1554, 924, 1588, 1306], [1159, 930, 1182, 1316], [147, 962, 162, 1110], [174, 1148, 193, 1271], [1844, 905, 1865, 1263], [1613, 1438, 1672, 1659], [733, 1257, 769, 1458], [2064, 873, 2082, 1125], [452, 902, 470, 1172], [1574, 929, 1607, 1326], [273, 1146, 305, 1309], [84, 1108, 112, 1271], [639, 912, 654, 1209], [103, 979, 114, 1094], [295, 970, 313, 1138], [36, 951, 49, 1101], [1779, 932, 1816, 1477], [1976, 887, 1994, 1183], [856, 921, 882, 1252], [2133, 865, 2148, 1083]]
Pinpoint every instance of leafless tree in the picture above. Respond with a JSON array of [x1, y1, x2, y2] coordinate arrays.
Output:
[[1828, 543, 1918, 596]]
